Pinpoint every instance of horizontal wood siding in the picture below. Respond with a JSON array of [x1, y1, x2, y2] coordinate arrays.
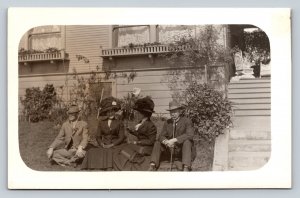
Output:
[[66, 25, 109, 73], [19, 73, 115, 111], [115, 69, 205, 115]]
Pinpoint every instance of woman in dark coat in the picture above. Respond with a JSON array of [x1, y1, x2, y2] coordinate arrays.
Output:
[[81, 97, 125, 170], [113, 96, 157, 171]]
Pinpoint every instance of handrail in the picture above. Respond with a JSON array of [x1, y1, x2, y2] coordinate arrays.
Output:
[[100, 44, 198, 57], [18, 50, 68, 63]]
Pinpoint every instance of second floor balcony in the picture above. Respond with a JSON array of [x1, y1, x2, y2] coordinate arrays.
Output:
[[18, 50, 69, 64], [100, 44, 197, 58]]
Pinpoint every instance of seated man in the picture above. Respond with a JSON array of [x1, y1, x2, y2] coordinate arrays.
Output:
[[46, 105, 89, 167], [149, 100, 194, 171]]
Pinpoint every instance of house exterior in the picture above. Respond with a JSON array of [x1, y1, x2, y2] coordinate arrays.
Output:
[[18, 25, 231, 115]]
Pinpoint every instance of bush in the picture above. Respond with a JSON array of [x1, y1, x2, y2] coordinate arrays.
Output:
[[21, 84, 57, 122], [119, 93, 143, 121], [183, 82, 233, 142], [49, 106, 68, 126]]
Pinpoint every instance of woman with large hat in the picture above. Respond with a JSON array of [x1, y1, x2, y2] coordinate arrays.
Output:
[[113, 96, 157, 171], [81, 97, 125, 170]]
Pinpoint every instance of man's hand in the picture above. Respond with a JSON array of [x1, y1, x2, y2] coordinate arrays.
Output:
[[163, 138, 177, 148], [75, 146, 85, 158], [46, 147, 54, 159]]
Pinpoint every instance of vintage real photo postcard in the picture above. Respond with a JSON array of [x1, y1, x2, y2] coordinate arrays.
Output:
[[8, 8, 291, 189]]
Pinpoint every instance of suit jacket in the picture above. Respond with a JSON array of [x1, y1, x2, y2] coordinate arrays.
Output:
[[96, 117, 125, 146], [158, 116, 194, 144], [129, 118, 157, 146], [50, 120, 89, 150]]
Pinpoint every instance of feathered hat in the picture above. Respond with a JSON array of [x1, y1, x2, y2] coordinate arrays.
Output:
[[133, 96, 155, 113], [99, 97, 121, 114]]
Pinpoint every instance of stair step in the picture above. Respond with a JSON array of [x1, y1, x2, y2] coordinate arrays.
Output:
[[230, 98, 271, 104], [233, 109, 271, 116], [229, 140, 271, 152], [228, 151, 271, 170], [231, 116, 271, 129], [230, 129, 271, 140], [230, 79, 271, 84], [228, 87, 270, 94], [232, 103, 271, 110], [228, 83, 270, 89], [228, 93, 270, 99]]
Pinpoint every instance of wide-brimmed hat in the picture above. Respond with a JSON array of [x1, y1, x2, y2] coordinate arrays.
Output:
[[133, 96, 155, 113], [67, 105, 80, 114], [99, 97, 121, 114], [166, 100, 185, 111]]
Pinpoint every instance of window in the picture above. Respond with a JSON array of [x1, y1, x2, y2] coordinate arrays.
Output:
[[113, 25, 150, 47], [158, 25, 197, 44], [28, 25, 62, 50]]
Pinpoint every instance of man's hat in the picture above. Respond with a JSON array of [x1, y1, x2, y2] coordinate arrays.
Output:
[[68, 105, 80, 114], [166, 100, 185, 111], [99, 97, 121, 114], [133, 96, 155, 113]]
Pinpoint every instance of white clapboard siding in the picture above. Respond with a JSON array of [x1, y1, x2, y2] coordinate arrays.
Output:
[[19, 75, 73, 97], [66, 25, 109, 73]]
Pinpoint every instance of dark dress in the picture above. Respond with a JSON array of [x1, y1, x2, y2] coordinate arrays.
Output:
[[113, 118, 157, 171], [81, 117, 125, 170]]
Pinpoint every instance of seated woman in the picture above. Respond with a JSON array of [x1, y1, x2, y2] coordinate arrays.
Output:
[[113, 97, 157, 171], [81, 97, 125, 170]]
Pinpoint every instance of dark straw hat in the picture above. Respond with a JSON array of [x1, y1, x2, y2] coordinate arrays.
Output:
[[99, 97, 121, 114], [67, 105, 80, 114]]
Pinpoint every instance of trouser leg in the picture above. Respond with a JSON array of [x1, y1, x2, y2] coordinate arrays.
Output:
[[181, 140, 192, 167], [52, 148, 76, 166], [150, 141, 162, 167]]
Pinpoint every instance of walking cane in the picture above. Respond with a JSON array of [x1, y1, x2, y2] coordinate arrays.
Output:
[[169, 121, 176, 171], [97, 88, 104, 120]]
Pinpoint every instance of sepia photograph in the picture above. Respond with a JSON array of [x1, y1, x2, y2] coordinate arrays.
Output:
[[17, 24, 271, 172], [8, 8, 291, 189]]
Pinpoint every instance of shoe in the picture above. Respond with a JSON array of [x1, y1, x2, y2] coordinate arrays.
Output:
[[183, 165, 190, 172], [148, 163, 156, 171]]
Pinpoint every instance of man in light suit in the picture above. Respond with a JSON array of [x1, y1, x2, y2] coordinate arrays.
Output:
[[148, 100, 194, 171], [46, 105, 89, 167]]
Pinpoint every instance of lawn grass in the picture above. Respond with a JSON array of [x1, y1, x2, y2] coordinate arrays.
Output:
[[18, 116, 214, 171]]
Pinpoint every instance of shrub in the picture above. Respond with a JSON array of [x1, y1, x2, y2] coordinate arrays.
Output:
[[183, 82, 233, 142], [21, 84, 57, 122], [49, 106, 69, 126]]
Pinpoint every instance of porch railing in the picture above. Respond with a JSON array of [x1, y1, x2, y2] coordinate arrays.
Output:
[[100, 44, 197, 57], [19, 50, 68, 63]]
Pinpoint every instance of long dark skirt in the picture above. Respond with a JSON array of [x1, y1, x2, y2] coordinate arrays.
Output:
[[113, 144, 152, 171], [81, 146, 122, 170]]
